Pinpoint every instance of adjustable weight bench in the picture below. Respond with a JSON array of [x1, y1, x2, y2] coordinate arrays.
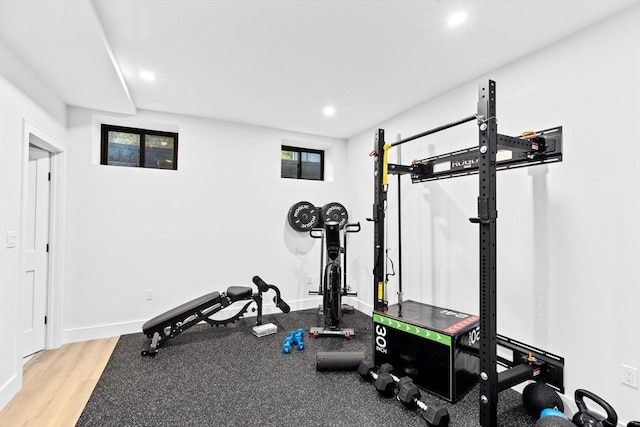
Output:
[[141, 275, 290, 357]]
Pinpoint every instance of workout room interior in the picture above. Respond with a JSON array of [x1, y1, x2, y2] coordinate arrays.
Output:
[[1, 1, 639, 426]]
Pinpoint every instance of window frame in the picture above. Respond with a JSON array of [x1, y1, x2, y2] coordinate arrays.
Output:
[[281, 145, 324, 181], [100, 124, 179, 170]]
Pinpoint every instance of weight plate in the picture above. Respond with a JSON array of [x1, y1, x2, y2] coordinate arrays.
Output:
[[321, 202, 348, 229], [287, 201, 319, 232]]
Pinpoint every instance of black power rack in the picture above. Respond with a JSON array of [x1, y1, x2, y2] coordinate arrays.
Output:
[[371, 79, 565, 427]]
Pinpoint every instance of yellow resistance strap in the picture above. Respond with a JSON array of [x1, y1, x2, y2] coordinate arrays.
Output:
[[382, 143, 392, 186]]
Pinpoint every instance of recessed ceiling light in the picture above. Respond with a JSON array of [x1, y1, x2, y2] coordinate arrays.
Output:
[[139, 70, 155, 81], [448, 11, 467, 27], [323, 106, 336, 117]]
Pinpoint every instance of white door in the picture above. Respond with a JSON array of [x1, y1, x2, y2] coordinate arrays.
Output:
[[23, 146, 51, 357]]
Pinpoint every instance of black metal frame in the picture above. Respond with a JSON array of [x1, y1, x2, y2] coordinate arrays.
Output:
[[281, 145, 325, 180], [496, 335, 564, 393], [141, 276, 289, 357], [309, 222, 360, 338], [100, 124, 179, 170], [371, 79, 564, 426], [142, 289, 259, 357], [372, 129, 387, 311]]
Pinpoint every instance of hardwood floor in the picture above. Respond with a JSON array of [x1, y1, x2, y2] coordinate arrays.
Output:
[[0, 337, 119, 427]]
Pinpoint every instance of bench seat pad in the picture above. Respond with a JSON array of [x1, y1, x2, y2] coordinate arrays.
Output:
[[142, 291, 221, 335]]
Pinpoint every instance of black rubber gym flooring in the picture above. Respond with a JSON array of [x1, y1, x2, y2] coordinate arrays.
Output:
[[77, 308, 536, 426]]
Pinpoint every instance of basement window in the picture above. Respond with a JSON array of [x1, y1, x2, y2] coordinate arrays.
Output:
[[281, 145, 324, 180], [101, 124, 178, 170]]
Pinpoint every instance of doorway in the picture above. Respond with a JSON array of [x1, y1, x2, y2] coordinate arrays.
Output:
[[22, 146, 51, 357], [20, 120, 66, 358]]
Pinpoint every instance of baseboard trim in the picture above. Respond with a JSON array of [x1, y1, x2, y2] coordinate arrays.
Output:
[[61, 298, 373, 345], [350, 299, 373, 316], [0, 372, 21, 411], [62, 321, 141, 345]]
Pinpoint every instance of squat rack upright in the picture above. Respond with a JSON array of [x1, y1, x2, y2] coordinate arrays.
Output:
[[371, 79, 565, 427]]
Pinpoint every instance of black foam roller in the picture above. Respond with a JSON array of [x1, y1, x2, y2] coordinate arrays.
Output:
[[316, 351, 366, 371]]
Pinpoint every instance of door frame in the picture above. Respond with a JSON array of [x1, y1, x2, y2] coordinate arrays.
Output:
[[20, 119, 66, 351]]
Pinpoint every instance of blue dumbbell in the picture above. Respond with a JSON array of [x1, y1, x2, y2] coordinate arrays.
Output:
[[293, 330, 304, 350], [282, 342, 292, 354], [282, 329, 305, 353], [282, 333, 295, 354]]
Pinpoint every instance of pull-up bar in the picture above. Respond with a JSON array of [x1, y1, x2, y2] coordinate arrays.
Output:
[[381, 114, 478, 186], [389, 114, 477, 148]]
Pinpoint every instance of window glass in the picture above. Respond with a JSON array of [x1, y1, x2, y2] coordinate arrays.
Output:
[[107, 131, 140, 167], [281, 149, 300, 179], [145, 134, 175, 169], [301, 151, 321, 180]]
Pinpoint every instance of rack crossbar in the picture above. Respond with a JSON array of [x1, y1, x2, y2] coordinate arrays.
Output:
[[390, 114, 477, 148], [497, 334, 565, 393], [404, 127, 562, 182]]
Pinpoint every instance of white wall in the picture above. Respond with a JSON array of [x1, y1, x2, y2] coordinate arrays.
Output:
[[347, 6, 640, 424], [62, 107, 351, 341], [0, 74, 67, 408]]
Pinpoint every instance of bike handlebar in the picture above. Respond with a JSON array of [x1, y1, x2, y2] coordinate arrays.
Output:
[[309, 228, 324, 238], [345, 222, 361, 233], [310, 222, 361, 236]]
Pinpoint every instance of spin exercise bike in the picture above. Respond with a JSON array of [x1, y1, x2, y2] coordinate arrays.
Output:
[[141, 275, 289, 356], [309, 220, 360, 338]]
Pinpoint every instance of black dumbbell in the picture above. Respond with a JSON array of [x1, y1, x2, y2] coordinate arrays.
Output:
[[397, 381, 450, 427], [357, 361, 412, 396], [375, 366, 414, 396], [357, 360, 393, 395]]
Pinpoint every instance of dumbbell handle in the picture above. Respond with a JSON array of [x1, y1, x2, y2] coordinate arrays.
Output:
[[398, 392, 428, 409], [398, 386, 448, 420], [369, 371, 400, 382], [415, 399, 428, 412], [402, 395, 447, 427]]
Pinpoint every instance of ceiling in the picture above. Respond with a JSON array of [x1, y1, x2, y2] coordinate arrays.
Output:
[[1, 0, 637, 139]]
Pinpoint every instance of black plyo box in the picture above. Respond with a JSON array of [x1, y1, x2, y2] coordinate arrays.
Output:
[[373, 301, 480, 402]]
